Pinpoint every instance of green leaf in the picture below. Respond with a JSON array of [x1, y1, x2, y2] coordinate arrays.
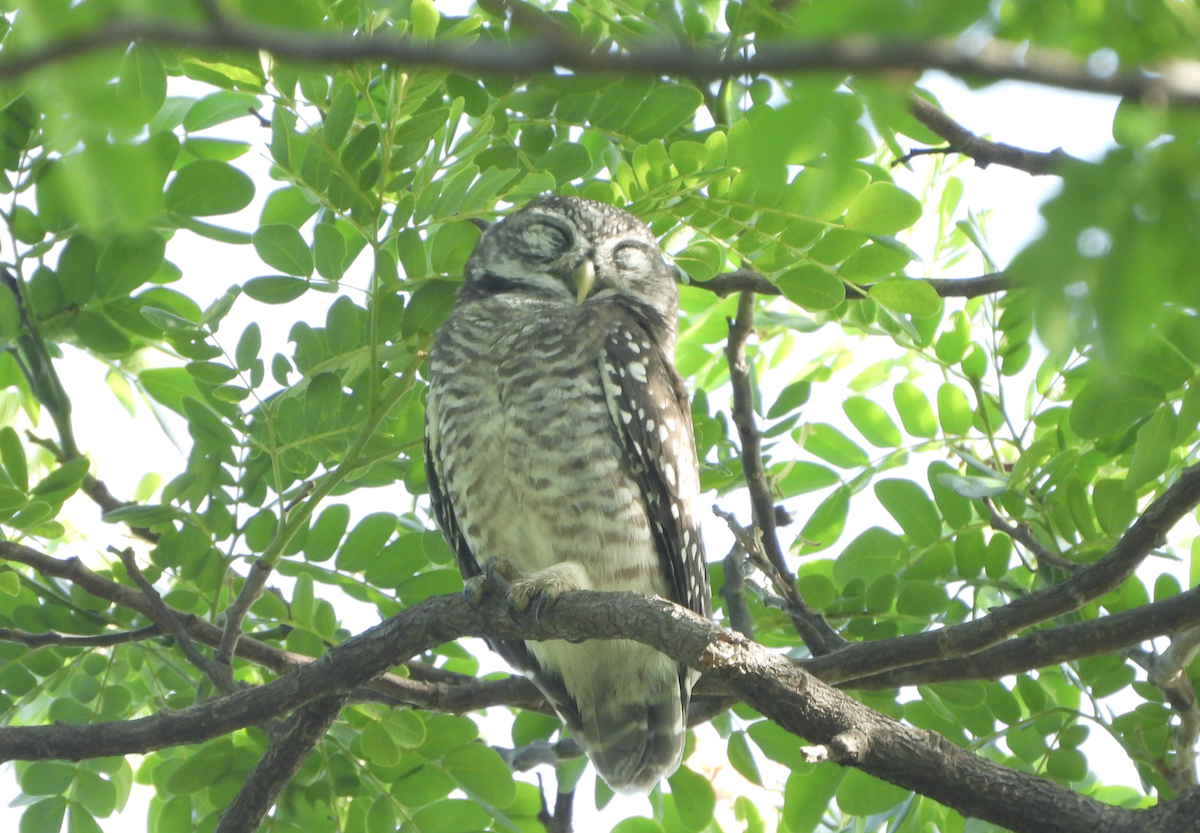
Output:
[[776, 265, 845, 311], [1093, 478, 1136, 535], [342, 123, 380, 172], [253, 224, 313, 277], [783, 765, 843, 833], [430, 222, 482, 276], [443, 743, 517, 808], [0, 425, 27, 490], [893, 382, 938, 438], [323, 80, 357, 148], [937, 383, 974, 435], [139, 367, 203, 415], [74, 310, 131, 355], [844, 182, 922, 235], [306, 504, 350, 563], [937, 472, 1007, 499], [235, 323, 261, 372], [610, 818, 665, 833], [834, 526, 902, 589], [95, 231, 166, 298], [667, 765, 716, 831], [391, 709, 427, 748], [775, 461, 840, 498], [797, 486, 850, 554], [403, 279, 459, 339], [875, 479, 942, 546], [18, 761, 75, 795], [165, 160, 255, 216], [118, 46, 167, 124], [802, 424, 869, 468], [410, 799, 491, 833], [243, 276, 308, 304], [20, 797, 66, 833], [185, 361, 238, 384], [360, 721, 400, 768], [325, 295, 360, 355], [1069, 374, 1163, 439], [726, 731, 762, 786], [536, 142, 592, 186], [182, 91, 260, 132], [842, 396, 901, 447], [102, 504, 182, 526], [336, 512, 396, 572], [1125, 406, 1177, 490], [313, 224, 347, 280], [0, 282, 19, 341], [674, 240, 723, 281], [869, 278, 941, 318], [836, 769, 911, 816], [411, 0, 440, 38], [624, 86, 703, 142]]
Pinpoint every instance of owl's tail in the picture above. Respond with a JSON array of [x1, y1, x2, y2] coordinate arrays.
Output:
[[577, 684, 688, 795]]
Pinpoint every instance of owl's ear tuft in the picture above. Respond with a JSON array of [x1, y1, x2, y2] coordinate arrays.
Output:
[[467, 217, 492, 232]]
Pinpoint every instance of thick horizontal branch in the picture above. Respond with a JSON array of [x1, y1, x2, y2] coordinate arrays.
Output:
[[845, 583, 1200, 689], [693, 270, 1013, 300], [803, 463, 1200, 684], [907, 93, 1077, 175], [0, 542, 549, 715], [0, 590, 1195, 833], [4, 19, 1200, 105]]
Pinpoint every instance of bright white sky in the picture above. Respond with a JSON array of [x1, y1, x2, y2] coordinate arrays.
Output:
[[1, 45, 1166, 833]]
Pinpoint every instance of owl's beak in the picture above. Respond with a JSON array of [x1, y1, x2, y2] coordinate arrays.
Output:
[[573, 259, 596, 303]]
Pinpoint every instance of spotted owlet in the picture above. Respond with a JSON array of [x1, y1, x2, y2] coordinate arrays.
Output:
[[423, 195, 711, 793]]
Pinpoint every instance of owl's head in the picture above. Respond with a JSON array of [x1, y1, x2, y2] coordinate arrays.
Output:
[[461, 195, 681, 333]]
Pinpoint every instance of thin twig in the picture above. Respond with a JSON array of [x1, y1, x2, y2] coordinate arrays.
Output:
[[109, 546, 235, 695], [723, 291, 847, 655], [0, 623, 161, 649], [908, 93, 1077, 175], [719, 543, 755, 638], [982, 497, 1078, 572], [1137, 627, 1200, 789]]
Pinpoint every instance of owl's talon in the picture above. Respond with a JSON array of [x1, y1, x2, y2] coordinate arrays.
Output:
[[462, 577, 486, 611], [532, 591, 551, 622], [483, 556, 516, 594]]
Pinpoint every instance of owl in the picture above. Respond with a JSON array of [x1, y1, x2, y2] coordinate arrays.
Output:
[[423, 195, 711, 794]]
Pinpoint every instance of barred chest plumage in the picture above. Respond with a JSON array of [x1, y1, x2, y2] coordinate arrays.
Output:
[[427, 294, 665, 596]]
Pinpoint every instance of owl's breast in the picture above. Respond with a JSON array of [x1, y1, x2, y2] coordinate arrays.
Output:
[[428, 297, 663, 592]]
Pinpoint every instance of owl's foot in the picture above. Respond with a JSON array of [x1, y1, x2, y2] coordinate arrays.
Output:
[[463, 556, 519, 610], [506, 562, 588, 623]]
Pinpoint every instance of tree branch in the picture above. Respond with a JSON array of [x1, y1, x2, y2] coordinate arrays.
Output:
[[109, 546, 235, 695], [3, 19, 1200, 106], [215, 694, 348, 833], [0, 623, 161, 649], [0, 541, 552, 715], [803, 463, 1200, 683], [983, 497, 1079, 572], [907, 92, 1078, 175], [1, 590, 1198, 833], [724, 292, 846, 655], [842, 583, 1200, 689], [692, 269, 1014, 300]]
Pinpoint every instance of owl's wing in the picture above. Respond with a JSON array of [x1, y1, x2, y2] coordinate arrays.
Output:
[[600, 325, 712, 620], [423, 387, 586, 729]]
